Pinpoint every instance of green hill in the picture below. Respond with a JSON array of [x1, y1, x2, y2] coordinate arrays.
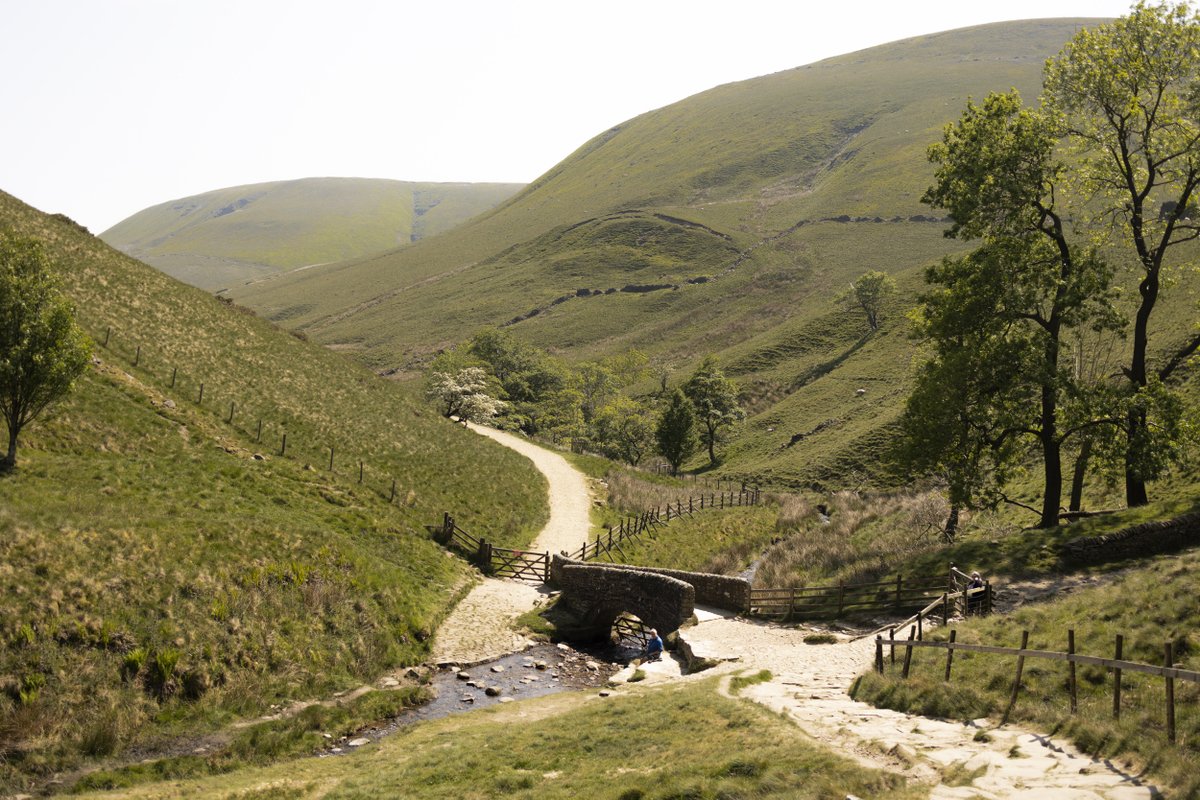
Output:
[[0, 189, 545, 793], [225, 20, 1136, 487], [100, 177, 523, 291]]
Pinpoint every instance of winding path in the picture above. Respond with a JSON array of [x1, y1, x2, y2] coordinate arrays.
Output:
[[430, 425, 592, 665]]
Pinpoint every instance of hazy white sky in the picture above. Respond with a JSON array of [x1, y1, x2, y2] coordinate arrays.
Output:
[[1, 0, 1134, 232]]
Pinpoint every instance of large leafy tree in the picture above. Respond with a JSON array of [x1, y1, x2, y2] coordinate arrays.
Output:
[[917, 90, 1119, 528], [0, 233, 91, 472], [592, 396, 655, 466], [1043, 2, 1200, 507], [682, 356, 743, 466], [656, 390, 697, 476]]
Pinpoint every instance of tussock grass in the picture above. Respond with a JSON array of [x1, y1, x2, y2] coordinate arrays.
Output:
[[753, 490, 949, 587], [77, 680, 921, 799], [852, 548, 1200, 797]]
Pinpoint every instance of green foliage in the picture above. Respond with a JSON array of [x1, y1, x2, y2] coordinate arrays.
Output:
[[682, 356, 744, 466], [841, 270, 896, 331], [1042, 2, 1200, 507], [728, 669, 773, 695], [656, 390, 698, 475], [0, 232, 91, 471], [908, 88, 1121, 528], [591, 396, 655, 466]]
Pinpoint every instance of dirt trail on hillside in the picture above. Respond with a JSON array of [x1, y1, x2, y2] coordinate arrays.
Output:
[[430, 426, 591, 665]]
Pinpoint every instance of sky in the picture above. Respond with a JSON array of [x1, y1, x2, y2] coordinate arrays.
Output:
[[1, 0, 1136, 233]]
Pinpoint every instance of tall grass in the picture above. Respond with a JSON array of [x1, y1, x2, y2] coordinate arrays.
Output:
[[753, 490, 949, 587]]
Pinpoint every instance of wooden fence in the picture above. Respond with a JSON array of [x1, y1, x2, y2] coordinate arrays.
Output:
[[570, 489, 761, 562], [96, 327, 409, 507], [748, 573, 951, 620], [876, 626, 1199, 743]]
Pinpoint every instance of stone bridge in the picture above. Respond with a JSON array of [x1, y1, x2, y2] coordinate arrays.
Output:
[[549, 554, 751, 641]]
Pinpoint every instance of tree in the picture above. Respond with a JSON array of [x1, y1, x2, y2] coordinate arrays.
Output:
[[424, 367, 505, 422], [655, 390, 697, 475], [592, 396, 655, 466], [842, 270, 896, 331], [917, 90, 1119, 528], [1043, 3, 1200, 507], [682, 356, 743, 466], [0, 233, 91, 472]]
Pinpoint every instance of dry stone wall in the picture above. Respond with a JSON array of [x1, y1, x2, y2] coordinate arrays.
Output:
[[1059, 511, 1200, 566]]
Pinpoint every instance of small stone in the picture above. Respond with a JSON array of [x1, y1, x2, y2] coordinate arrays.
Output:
[[405, 667, 421, 679], [485, 686, 502, 697], [598, 690, 611, 697], [462, 696, 474, 703], [163, 399, 176, 409], [490, 665, 505, 673], [331, 747, 342, 753], [556, 643, 570, 650], [457, 671, 470, 680], [498, 696, 515, 703], [585, 661, 600, 672], [535, 660, 548, 670], [348, 738, 370, 747], [323, 733, 332, 739], [380, 677, 400, 688]]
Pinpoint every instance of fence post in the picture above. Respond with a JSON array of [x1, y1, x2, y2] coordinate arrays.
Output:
[[103, 327, 110, 347], [170, 366, 177, 388], [941, 592, 948, 625], [390, 478, 397, 503], [1113, 634, 1124, 720], [1068, 629, 1077, 714], [875, 636, 884, 674], [901, 626, 916, 679], [985, 582, 993, 614], [700, 495, 705, 509], [1166, 641, 1176, 744], [256, 419, 262, 443], [917, 609, 923, 641], [1001, 630, 1030, 725], [198, 383, 204, 404], [944, 629, 957, 681], [280, 432, 287, 457], [359, 460, 363, 483], [889, 627, 896, 664], [228, 401, 235, 424], [689, 497, 694, 513], [134, 345, 140, 367], [329, 446, 335, 471]]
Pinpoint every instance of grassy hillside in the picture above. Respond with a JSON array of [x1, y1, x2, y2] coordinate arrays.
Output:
[[100, 177, 523, 291], [0, 190, 545, 793], [227, 20, 1157, 486]]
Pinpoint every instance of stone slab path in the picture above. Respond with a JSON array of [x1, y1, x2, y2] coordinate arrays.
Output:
[[661, 616, 1160, 799], [430, 425, 591, 666]]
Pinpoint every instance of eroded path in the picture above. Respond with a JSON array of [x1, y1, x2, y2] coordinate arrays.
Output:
[[619, 614, 1159, 799], [430, 425, 591, 665]]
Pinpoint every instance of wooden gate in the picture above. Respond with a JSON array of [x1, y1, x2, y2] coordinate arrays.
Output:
[[490, 547, 549, 583]]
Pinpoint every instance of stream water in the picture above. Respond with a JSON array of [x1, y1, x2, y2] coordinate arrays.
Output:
[[318, 640, 639, 755]]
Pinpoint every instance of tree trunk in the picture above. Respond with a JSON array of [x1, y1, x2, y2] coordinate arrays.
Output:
[[1069, 437, 1092, 513], [943, 504, 960, 544], [1124, 264, 1157, 508], [706, 421, 717, 465], [1040, 435, 1063, 529], [1, 424, 17, 473]]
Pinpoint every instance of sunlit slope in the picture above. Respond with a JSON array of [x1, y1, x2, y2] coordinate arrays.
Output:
[[231, 19, 1091, 364], [101, 177, 523, 291], [0, 189, 546, 789]]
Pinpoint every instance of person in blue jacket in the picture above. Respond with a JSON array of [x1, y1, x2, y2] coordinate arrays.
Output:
[[645, 628, 664, 661]]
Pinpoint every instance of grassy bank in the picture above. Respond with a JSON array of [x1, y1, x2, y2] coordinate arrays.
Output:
[[77, 679, 921, 800]]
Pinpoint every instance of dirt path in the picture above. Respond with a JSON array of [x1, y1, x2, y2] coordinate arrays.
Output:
[[430, 426, 592, 665], [614, 614, 1158, 798]]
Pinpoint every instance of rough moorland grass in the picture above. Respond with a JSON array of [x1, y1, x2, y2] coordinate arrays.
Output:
[[0, 193, 547, 793], [77, 680, 922, 800], [605, 505, 779, 576], [852, 549, 1200, 797]]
